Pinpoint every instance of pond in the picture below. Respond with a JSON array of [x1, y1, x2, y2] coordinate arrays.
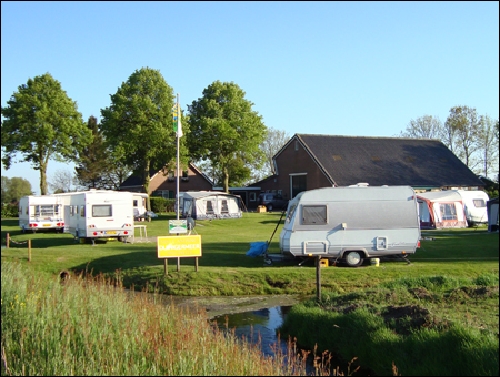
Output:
[[171, 294, 306, 357]]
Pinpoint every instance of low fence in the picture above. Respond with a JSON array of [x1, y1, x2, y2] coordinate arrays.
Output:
[[4, 233, 33, 262]]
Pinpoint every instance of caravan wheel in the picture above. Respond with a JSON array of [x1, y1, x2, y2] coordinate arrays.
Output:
[[344, 251, 364, 267]]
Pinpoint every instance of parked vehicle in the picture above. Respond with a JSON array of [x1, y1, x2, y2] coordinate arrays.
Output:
[[258, 193, 288, 212], [278, 184, 421, 267], [54, 189, 134, 244], [132, 193, 149, 221], [18, 195, 65, 233], [456, 190, 490, 225]]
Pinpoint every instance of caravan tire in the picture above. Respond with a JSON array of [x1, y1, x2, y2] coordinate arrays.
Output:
[[344, 251, 364, 267]]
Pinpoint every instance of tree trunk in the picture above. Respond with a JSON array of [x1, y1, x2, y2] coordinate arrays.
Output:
[[40, 164, 48, 195], [223, 167, 230, 193]]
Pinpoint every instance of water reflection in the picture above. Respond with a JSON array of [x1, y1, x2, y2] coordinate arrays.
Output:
[[212, 305, 292, 357]]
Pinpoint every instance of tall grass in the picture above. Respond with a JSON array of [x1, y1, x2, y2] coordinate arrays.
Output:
[[2, 261, 335, 376]]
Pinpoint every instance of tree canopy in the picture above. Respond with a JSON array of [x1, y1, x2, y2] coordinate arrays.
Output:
[[100, 68, 186, 204], [1, 176, 33, 203], [187, 81, 267, 192], [1, 73, 91, 194], [444, 105, 483, 172], [260, 127, 290, 177], [400, 115, 443, 140]]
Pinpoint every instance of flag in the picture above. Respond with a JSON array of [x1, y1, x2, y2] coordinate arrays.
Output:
[[172, 102, 183, 137]]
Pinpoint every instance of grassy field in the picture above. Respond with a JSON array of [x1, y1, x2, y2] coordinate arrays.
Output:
[[2, 213, 499, 375], [1, 213, 498, 296]]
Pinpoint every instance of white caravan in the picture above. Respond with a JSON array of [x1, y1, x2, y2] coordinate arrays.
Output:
[[132, 193, 149, 220], [18, 195, 66, 233], [279, 184, 421, 267], [56, 190, 134, 243], [456, 190, 490, 225]]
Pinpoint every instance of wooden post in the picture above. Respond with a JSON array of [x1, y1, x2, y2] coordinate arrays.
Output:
[[316, 256, 321, 302], [164, 258, 168, 275], [6, 233, 9, 248], [28, 239, 32, 262], [177, 257, 180, 272], [195, 257, 198, 272]]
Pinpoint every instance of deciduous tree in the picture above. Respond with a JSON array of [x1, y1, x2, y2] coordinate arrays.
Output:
[[100, 68, 181, 207], [49, 170, 74, 193], [260, 127, 290, 177], [477, 115, 499, 180], [399, 115, 443, 140], [187, 81, 267, 192], [444, 105, 482, 172], [0, 176, 33, 203], [1, 73, 91, 194]]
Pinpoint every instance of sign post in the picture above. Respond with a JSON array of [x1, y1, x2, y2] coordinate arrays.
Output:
[[157, 235, 202, 275]]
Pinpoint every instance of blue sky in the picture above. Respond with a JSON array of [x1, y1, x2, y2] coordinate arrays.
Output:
[[1, 1, 498, 194]]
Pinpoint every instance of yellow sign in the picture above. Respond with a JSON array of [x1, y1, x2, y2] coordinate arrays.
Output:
[[157, 235, 202, 258]]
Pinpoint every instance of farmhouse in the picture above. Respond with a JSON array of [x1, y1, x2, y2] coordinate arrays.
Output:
[[119, 162, 213, 196], [249, 134, 485, 202]]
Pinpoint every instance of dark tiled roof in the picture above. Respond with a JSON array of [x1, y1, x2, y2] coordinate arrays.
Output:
[[120, 162, 214, 188], [295, 134, 484, 187], [120, 169, 158, 188]]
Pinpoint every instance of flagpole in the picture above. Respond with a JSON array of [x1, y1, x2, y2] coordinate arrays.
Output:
[[176, 93, 180, 221]]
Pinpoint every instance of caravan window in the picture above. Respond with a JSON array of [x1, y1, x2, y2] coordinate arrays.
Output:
[[80, 206, 85, 217], [302, 205, 327, 225], [472, 199, 486, 208], [286, 203, 298, 224], [35, 205, 55, 216], [92, 205, 111, 217]]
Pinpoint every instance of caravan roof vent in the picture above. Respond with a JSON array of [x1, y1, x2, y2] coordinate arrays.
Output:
[[350, 183, 369, 187]]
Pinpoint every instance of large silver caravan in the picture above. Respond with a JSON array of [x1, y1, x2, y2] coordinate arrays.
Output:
[[279, 184, 421, 267]]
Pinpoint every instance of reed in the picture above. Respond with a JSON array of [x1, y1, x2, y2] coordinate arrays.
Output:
[[1, 261, 335, 376]]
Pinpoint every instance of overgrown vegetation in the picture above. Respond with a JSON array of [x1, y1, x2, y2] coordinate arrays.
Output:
[[1, 214, 499, 375], [2, 262, 331, 376]]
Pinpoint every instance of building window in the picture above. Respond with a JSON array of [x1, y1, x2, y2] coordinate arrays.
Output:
[[250, 192, 257, 201]]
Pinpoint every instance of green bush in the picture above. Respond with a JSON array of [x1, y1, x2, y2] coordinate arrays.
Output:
[[1, 204, 18, 217], [150, 197, 176, 213]]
